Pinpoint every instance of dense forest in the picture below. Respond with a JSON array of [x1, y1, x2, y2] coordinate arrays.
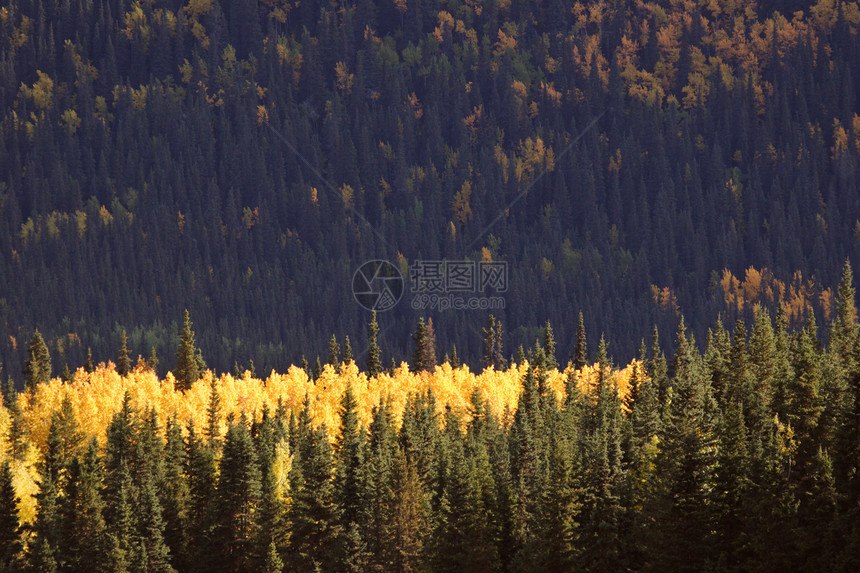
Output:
[[1, 0, 859, 377], [0, 263, 858, 571]]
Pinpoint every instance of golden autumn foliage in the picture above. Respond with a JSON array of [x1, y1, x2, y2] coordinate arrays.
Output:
[[717, 266, 834, 322], [0, 359, 641, 522]]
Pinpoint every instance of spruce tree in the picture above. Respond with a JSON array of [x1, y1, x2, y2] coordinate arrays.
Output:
[[288, 400, 340, 572], [264, 542, 284, 573], [149, 346, 159, 376], [205, 376, 221, 445], [174, 310, 200, 391], [328, 335, 341, 366], [0, 460, 21, 570], [335, 384, 365, 531], [343, 336, 353, 364], [162, 416, 189, 571], [213, 421, 262, 571], [649, 317, 716, 571], [60, 438, 111, 571], [184, 422, 216, 571], [389, 446, 428, 573], [543, 320, 558, 370], [117, 329, 131, 377], [831, 259, 858, 366], [574, 312, 588, 370], [366, 310, 381, 377], [412, 317, 429, 372], [84, 347, 94, 374], [24, 330, 52, 392]]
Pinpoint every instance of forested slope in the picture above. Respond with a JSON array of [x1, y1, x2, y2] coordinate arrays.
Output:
[[1, 279, 860, 570], [1, 0, 859, 377]]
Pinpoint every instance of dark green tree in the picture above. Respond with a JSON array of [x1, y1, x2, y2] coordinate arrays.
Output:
[[574, 312, 588, 370], [367, 311, 382, 377], [212, 420, 262, 572], [328, 335, 341, 367], [0, 460, 21, 570], [83, 348, 94, 374], [24, 330, 52, 392], [117, 329, 131, 377], [175, 310, 201, 391], [543, 320, 558, 370], [343, 337, 353, 364], [412, 317, 437, 372]]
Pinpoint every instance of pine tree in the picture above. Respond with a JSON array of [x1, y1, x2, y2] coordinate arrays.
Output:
[[649, 317, 716, 571], [288, 400, 340, 572], [205, 376, 221, 445], [84, 347, 94, 374], [830, 259, 858, 366], [175, 310, 200, 391], [343, 337, 353, 364], [425, 318, 437, 370], [60, 438, 111, 571], [574, 312, 588, 370], [335, 384, 365, 532], [24, 330, 52, 392], [389, 446, 428, 573], [542, 320, 558, 370], [450, 345, 460, 368], [117, 329, 131, 377], [149, 346, 159, 376], [0, 460, 21, 570], [30, 419, 65, 570], [482, 315, 505, 371], [328, 335, 341, 366], [162, 416, 189, 572], [185, 422, 216, 572], [212, 421, 262, 571], [264, 542, 284, 573], [367, 310, 381, 377], [412, 317, 429, 372]]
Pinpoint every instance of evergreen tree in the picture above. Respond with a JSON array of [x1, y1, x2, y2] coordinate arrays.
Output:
[[149, 346, 160, 376], [205, 376, 222, 445], [59, 437, 111, 572], [482, 315, 505, 371], [411, 317, 437, 372], [162, 416, 190, 572], [450, 345, 460, 369], [175, 310, 201, 391], [649, 317, 716, 571], [0, 460, 21, 570], [117, 329, 131, 377], [389, 446, 428, 573], [83, 348, 94, 373], [185, 422, 216, 572], [328, 335, 341, 367], [830, 259, 858, 366], [367, 311, 381, 377], [543, 320, 558, 370], [212, 421, 262, 571], [574, 312, 588, 370], [335, 385, 365, 532], [343, 336, 353, 364], [288, 401, 340, 572], [24, 330, 52, 392], [264, 542, 284, 573]]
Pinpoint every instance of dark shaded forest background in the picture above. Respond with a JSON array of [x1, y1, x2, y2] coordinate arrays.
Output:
[[1, 0, 859, 379]]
